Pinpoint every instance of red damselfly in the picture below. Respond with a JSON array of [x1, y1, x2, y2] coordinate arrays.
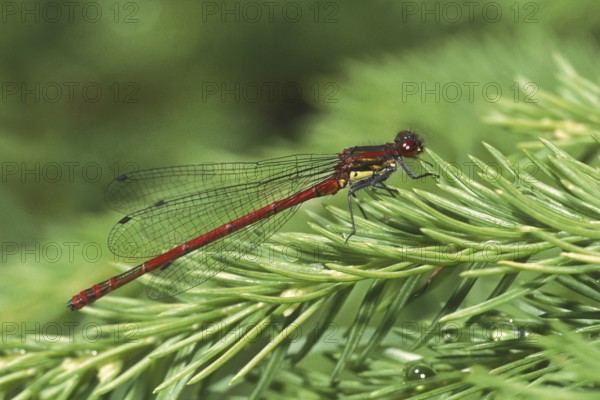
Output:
[[68, 131, 433, 310]]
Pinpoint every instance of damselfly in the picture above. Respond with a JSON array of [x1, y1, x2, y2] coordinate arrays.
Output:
[[68, 131, 433, 310]]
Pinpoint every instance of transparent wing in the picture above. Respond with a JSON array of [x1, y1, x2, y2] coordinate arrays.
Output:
[[147, 206, 298, 299], [106, 155, 335, 214], [107, 154, 338, 258]]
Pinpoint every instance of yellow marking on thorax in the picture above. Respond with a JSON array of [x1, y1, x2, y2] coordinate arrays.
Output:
[[348, 161, 396, 182], [349, 170, 375, 182]]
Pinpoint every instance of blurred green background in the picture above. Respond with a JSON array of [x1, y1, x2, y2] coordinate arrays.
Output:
[[1, 0, 599, 323]]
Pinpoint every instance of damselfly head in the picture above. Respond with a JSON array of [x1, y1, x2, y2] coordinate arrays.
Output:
[[395, 130, 424, 158]]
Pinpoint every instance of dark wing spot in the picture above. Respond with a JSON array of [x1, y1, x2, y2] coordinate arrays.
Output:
[[159, 261, 173, 271], [118, 216, 132, 224], [116, 174, 129, 182], [154, 199, 166, 207]]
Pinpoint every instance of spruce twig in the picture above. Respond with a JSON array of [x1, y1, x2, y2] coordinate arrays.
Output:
[[2, 60, 599, 399]]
